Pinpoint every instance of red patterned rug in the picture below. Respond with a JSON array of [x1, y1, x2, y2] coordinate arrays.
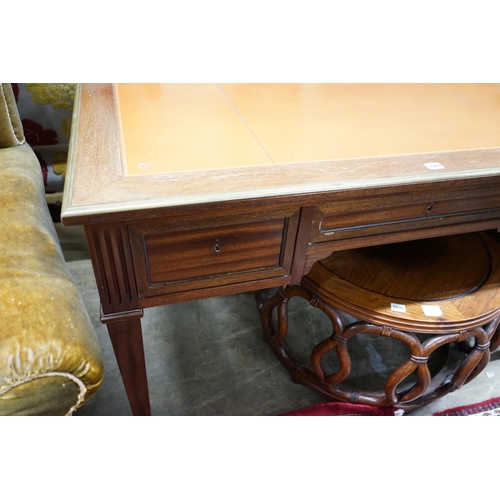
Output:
[[281, 402, 399, 416], [433, 396, 500, 416]]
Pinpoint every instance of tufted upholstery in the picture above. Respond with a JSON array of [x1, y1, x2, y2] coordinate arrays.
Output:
[[0, 83, 104, 415]]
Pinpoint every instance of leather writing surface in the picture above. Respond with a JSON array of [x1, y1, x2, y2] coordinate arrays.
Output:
[[116, 84, 270, 175], [118, 83, 500, 176]]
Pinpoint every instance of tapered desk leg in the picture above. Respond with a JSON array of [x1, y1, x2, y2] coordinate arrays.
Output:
[[85, 223, 151, 415], [102, 311, 151, 416]]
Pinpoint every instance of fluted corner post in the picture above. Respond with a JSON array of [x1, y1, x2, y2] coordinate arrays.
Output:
[[85, 222, 151, 416]]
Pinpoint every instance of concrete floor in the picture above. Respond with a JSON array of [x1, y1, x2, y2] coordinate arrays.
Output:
[[55, 223, 500, 416]]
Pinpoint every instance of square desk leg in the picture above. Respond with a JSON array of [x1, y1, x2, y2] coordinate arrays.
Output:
[[85, 223, 152, 416], [101, 310, 151, 416]]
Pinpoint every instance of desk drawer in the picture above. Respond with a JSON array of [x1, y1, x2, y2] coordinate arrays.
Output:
[[310, 186, 500, 244], [129, 210, 299, 297]]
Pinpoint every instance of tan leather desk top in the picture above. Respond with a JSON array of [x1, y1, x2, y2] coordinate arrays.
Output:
[[118, 84, 500, 175]]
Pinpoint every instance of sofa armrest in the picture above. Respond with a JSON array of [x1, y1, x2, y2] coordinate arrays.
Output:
[[0, 142, 104, 415]]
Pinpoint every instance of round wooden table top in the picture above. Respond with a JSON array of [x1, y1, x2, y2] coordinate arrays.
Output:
[[326, 233, 490, 301], [303, 232, 500, 333]]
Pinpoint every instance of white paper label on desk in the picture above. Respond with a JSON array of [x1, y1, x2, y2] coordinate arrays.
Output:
[[391, 303, 406, 313], [424, 162, 445, 170], [421, 305, 443, 317]]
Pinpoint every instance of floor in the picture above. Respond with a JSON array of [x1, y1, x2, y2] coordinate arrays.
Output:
[[55, 223, 500, 416]]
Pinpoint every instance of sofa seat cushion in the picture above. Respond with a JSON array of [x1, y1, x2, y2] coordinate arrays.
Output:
[[0, 143, 104, 415]]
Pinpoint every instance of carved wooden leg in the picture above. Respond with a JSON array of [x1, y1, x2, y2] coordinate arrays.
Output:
[[103, 311, 151, 416], [85, 223, 152, 415]]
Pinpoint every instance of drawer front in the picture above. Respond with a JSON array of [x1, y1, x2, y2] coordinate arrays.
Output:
[[310, 185, 500, 244], [129, 211, 299, 297], [297, 183, 500, 277]]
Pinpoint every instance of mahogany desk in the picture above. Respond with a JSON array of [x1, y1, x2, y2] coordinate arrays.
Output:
[[61, 83, 500, 415]]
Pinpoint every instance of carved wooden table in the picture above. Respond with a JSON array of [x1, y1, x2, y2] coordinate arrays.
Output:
[[62, 83, 500, 415], [257, 231, 500, 410]]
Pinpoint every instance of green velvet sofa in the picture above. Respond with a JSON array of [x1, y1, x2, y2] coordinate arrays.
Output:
[[0, 83, 104, 415]]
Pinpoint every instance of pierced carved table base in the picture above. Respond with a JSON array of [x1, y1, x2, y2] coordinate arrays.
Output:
[[257, 285, 500, 411]]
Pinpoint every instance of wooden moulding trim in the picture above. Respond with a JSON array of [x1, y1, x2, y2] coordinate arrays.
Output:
[[290, 206, 317, 283], [60, 83, 81, 220], [62, 163, 500, 225], [137, 275, 293, 308], [100, 308, 144, 324], [62, 185, 500, 237], [62, 83, 124, 223], [61, 169, 500, 228]]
